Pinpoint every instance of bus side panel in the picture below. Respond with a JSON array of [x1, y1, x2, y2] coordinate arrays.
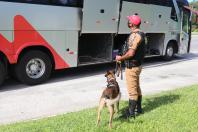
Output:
[[39, 31, 79, 68], [149, 5, 172, 33], [163, 32, 179, 55], [0, 2, 82, 31], [39, 31, 78, 68], [82, 0, 120, 33], [119, 2, 172, 34], [0, 31, 14, 63], [0, 1, 80, 69], [119, 2, 151, 34], [65, 31, 78, 67]]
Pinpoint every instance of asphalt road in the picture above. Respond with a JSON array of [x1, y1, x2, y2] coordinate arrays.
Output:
[[0, 35, 198, 125]]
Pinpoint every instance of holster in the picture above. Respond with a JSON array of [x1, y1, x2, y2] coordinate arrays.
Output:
[[125, 60, 141, 68]]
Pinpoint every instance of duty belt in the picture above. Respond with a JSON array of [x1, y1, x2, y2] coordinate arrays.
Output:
[[125, 60, 141, 69]]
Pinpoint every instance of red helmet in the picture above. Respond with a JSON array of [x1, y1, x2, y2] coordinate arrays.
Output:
[[127, 15, 141, 26]]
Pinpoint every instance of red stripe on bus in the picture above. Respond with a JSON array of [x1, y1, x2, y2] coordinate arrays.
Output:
[[0, 15, 70, 69]]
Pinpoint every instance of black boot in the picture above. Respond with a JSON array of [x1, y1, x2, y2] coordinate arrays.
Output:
[[128, 99, 137, 118], [120, 99, 137, 119], [137, 96, 143, 114]]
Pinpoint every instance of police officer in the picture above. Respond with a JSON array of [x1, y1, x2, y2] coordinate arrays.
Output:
[[116, 14, 145, 118]]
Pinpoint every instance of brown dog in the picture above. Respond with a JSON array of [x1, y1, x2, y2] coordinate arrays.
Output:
[[97, 70, 121, 128]]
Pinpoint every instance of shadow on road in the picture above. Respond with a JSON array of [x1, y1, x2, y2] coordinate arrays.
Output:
[[0, 53, 198, 91], [0, 62, 116, 91]]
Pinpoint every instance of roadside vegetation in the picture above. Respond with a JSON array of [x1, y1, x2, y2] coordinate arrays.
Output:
[[0, 85, 198, 132], [190, 1, 198, 32]]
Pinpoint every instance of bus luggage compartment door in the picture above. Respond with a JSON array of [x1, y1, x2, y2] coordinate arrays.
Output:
[[81, 0, 120, 33], [118, 1, 152, 34]]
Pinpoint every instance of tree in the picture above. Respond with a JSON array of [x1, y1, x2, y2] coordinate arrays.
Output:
[[190, 1, 198, 32]]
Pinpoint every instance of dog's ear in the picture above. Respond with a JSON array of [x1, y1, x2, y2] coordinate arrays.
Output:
[[105, 73, 107, 77], [109, 70, 115, 75], [105, 70, 110, 77]]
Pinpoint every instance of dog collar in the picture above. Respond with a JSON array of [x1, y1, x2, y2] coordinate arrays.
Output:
[[107, 82, 117, 88]]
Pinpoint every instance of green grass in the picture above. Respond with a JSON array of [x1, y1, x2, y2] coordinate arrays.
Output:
[[1, 85, 198, 132]]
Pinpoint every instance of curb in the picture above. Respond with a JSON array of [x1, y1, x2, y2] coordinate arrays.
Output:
[[192, 32, 198, 35]]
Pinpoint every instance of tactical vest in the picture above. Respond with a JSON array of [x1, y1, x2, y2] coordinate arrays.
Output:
[[121, 31, 145, 68]]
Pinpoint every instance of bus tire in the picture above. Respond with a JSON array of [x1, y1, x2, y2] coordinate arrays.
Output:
[[0, 60, 6, 86], [15, 50, 52, 85], [163, 42, 175, 61]]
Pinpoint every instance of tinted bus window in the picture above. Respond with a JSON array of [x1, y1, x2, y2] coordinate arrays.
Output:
[[148, 0, 173, 7], [171, 7, 178, 21], [23, 0, 50, 4], [52, 0, 83, 7], [52, 0, 72, 6], [176, 0, 189, 6], [123, 0, 148, 4], [0, 0, 23, 2], [147, 0, 178, 21], [0, 0, 51, 4], [0, 0, 14, 1], [0, 0, 83, 7], [182, 9, 190, 33]]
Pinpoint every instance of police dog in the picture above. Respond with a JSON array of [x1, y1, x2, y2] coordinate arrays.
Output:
[[97, 70, 121, 128]]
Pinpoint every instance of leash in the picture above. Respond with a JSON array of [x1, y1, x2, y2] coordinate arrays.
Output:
[[115, 61, 123, 80]]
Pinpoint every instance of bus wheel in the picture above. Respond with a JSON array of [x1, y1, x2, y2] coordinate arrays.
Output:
[[0, 60, 6, 86], [163, 43, 175, 61], [15, 50, 52, 85]]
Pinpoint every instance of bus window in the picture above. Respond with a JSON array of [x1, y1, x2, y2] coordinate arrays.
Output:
[[148, 0, 173, 7], [176, 0, 189, 7], [52, 0, 83, 7], [123, 0, 147, 4], [53, 0, 69, 5], [77, 0, 83, 7], [0, 0, 23, 3], [0, 0, 83, 7], [23, 0, 50, 4], [182, 10, 190, 34], [146, 0, 177, 21], [171, 7, 178, 21], [68, 0, 83, 7]]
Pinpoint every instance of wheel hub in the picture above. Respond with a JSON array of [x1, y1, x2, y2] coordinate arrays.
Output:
[[30, 64, 38, 72], [26, 58, 45, 79], [167, 47, 173, 57]]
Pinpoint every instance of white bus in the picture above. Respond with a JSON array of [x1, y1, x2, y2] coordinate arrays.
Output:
[[0, 0, 193, 85]]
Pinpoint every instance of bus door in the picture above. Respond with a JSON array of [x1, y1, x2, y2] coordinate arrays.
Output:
[[81, 0, 120, 33], [179, 9, 191, 54]]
